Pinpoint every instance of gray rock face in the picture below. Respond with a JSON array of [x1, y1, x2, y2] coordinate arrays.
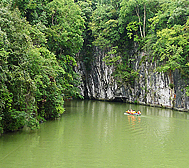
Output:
[[76, 50, 189, 111]]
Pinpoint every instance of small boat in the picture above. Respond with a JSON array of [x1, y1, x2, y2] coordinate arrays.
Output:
[[124, 110, 141, 116]]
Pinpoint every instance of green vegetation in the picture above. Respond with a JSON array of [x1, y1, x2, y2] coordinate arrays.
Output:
[[0, 0, 188, 133], [88, 0, 189, 88], [0, 0, 84, 133]]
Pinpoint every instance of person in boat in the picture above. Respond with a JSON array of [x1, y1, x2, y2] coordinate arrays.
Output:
[[130, 109, 134, 113], [131, 109, 136, 114], [137, 111, 141, 115]]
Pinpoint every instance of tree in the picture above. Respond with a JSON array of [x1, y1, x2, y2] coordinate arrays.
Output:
[[90, 4, 119, 49], [0, 4, 68, 132], [120, 0, 160, 42], [45, 0, 85, 98], [46, 0, 85, 57], [0, 6, 39, 131], [145, 0, 189, 77], [77, 0, 94, 71]]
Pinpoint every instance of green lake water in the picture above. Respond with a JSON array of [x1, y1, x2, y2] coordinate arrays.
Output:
[[1, 99, 189, 168]]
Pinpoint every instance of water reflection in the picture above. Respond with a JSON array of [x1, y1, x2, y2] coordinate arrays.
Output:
[[127, 115, 141, 126]]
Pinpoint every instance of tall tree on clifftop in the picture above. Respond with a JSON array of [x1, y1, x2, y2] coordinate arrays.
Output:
[[46, 0, 85, 98]]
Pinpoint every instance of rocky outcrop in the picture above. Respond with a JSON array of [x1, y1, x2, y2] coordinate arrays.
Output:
[[76, 48, 117, 100], [76, 49, 189, 111]]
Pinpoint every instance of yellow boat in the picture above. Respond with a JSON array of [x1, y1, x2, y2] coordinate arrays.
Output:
[[125, 110, 141, 116]]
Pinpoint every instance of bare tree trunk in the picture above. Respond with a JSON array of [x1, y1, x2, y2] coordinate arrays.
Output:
[[135, 5, 143, 39], [143, 4, 146, 38], [52, 14, 54, 25]]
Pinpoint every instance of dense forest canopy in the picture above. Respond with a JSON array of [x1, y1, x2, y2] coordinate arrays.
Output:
[[0, 0, 188, 133]]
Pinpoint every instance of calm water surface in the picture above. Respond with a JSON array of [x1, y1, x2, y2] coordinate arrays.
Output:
[[1, 100, 189, 168]]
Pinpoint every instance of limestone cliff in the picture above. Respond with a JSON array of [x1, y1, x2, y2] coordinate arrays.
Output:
[[76, 50, 189, 111]]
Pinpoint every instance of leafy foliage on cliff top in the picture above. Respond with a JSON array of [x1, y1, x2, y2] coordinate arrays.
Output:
[[0, 0, 84, 133], [87, 0, 189, 88], [0, 0, 189, 133]]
